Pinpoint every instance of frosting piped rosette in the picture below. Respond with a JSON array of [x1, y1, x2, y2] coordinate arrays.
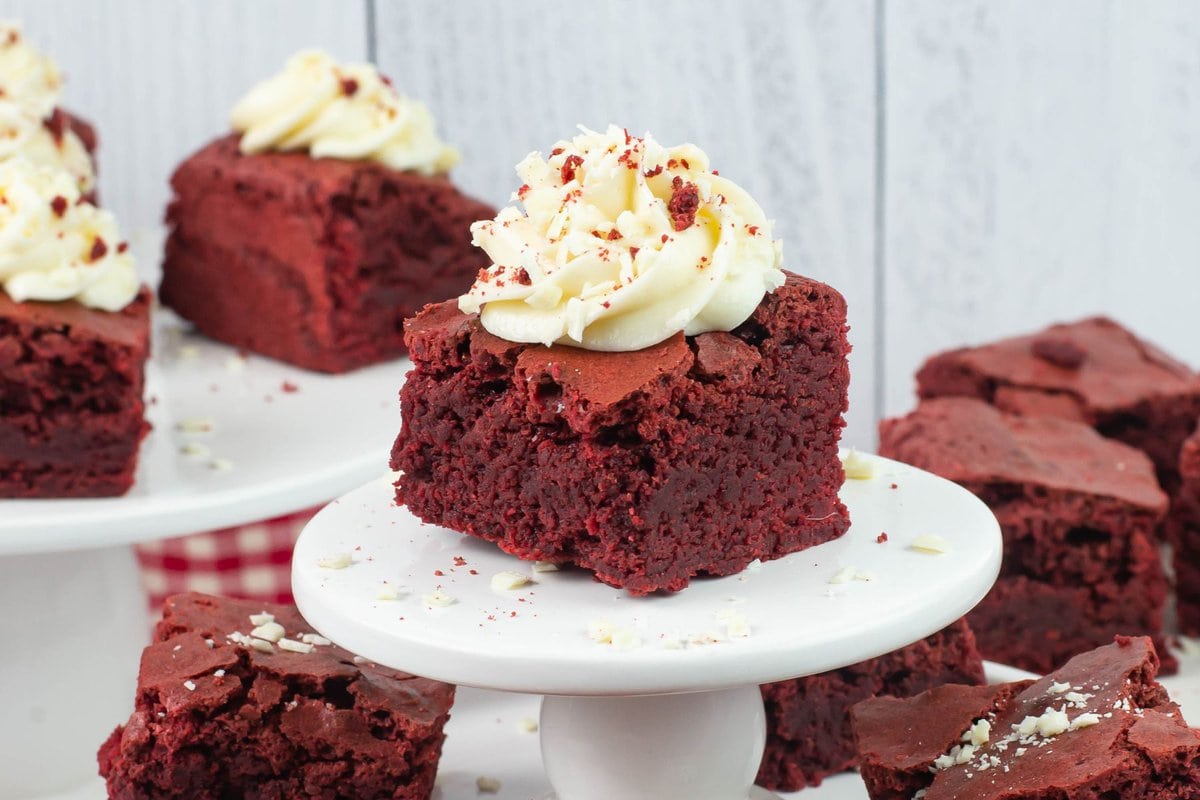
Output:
[[0, 157, 137, 311], [459, 125, 785, 351], [230, 50, 460, 175]]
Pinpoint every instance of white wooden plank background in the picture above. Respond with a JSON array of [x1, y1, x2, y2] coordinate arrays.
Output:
[[3, 0, 1200, 446], [883, 0, 1200, 418], [373, 0, 880, 447]]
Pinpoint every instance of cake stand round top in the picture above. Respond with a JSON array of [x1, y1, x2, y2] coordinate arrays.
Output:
[[293, 453, 1002, 696]]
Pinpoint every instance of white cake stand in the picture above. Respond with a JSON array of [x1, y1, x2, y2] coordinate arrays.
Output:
[[293, 453, 1003, 800], [1, 298, 408, 797]]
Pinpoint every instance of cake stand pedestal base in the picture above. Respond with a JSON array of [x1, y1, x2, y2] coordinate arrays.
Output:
[[0, 545, 145, 799], [539, 687, 780, 800]]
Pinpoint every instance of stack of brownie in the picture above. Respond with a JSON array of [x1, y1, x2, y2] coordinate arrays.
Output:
[[883, 317, 1200, 673], [879, 397, 1171, 674]]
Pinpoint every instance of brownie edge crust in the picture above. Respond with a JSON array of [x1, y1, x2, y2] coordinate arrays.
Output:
[[391, 271, 851, 594]]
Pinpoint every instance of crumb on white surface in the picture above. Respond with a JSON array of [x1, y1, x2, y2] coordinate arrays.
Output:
[[744, 558, 763, 573], [178, 344, 201, 360], [177, 417, 214, 434], [587, 619, 614, 644], [476, 776, 501, 794], [422, 589, 456, 608], [909, 534, 950, 554], [180, 441, 210, 458], [532, 561, 559, 573], [209, 457, 234, 472], [610, 627, 642, 650], [518, 717, 539, 733], [490, 570, 531, 591], [377, 584, 406, 601], [225, 355, 246, 373], [841, 449, 875, 480], [829, 566, 856, 584], [317, 552, 353, 569], [855, 570, 876, 582]]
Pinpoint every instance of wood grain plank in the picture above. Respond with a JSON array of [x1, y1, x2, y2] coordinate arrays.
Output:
[[3, 0, 368, 236], [375, 0, 881, 446], [883, 0, 1200, 419]]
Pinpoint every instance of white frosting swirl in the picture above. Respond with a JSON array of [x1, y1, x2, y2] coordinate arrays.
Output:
[[458, 125, 784, 351], [0, 103, 94, 193], [230, 50, 460, 175], [0, 158, 138, 311], [0, 22, 62, 120]]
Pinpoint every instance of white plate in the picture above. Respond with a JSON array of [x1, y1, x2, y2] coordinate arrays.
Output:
[[293, 454, 1003, 695], [0, 319, 407, 554]]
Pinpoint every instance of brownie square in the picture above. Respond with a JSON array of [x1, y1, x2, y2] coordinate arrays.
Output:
[[756, 618, 985, 792], [161, 134, 495, 373], [851, 636, 1200, 800], [0, 288, 150, 497], [878, 397, 1171, 674], [1172, 426, 1200, 634], [98, 593, 454, 800], [392, 272, 851, 594], [915, 316, 1200, 496]]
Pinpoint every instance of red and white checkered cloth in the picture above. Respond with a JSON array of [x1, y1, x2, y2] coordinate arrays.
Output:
[[135, 508, 319, 610]]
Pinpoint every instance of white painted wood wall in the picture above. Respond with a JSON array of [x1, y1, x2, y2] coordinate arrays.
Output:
[[6, 0, 1199, 448]]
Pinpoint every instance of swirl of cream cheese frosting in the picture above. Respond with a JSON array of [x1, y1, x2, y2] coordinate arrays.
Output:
[[230, 50, 460, 175], [0, 22, 63, 120], [458, 125, 785, 351], [0, 158, 138, 311]]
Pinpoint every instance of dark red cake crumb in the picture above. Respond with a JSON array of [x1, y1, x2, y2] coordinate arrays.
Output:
[[757, 619, 984, 791], [560, 154, 583, 184], [98, 593, 453, 799], [879, 397, 1173, 675], [160, 134, 494, 373], [281, 381, 299, 394], [667, 176, 700, 231], [852, 637, 1200, 800], [392, 272, 850, 594], [1, 288, 151, 498], [876, 532, 888, 544]]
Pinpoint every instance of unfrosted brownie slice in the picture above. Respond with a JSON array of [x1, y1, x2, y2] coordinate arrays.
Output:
[[852, 636, 1200, 799], [878, 397, 1171, 674], [98, 593, 454, 799], [1172, 426, 1200, 635], [916, 316, 1200, 495], [756, 618, 985, 791]]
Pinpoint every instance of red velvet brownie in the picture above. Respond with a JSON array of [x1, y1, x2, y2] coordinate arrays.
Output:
[[757, 618, 985, 791], [161, 51, 492, 373], [394, 272, 850, 594], [1, 289, 150, 497], [851, 636, 1200, 800], [879, 397, 1171, 674], [916, 317, 1200, 495], [99, 593, 454, 799], [1172, 425, 1200, 634]]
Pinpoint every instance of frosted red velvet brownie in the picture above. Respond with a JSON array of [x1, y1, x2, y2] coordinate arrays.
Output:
[[99, 593, 454, 799], [161, 51, 492, 372], [0, 159, 147, 497], [852, 637, 1200, 800], [879, 397, 1171, 674], [393, 126, 851, 594]]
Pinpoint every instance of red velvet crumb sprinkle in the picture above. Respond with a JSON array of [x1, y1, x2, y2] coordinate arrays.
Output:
[[876, 532, 888, 543], [668, 176, 700, 231], [281, 381, 299, 394], [340, 77, 359, 96], [49, 195, 67, 217], [88, 236, 108, 262], [560, 154, 584, 184], [514, 268, 532, 286], [643, 165, 663, 178]]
